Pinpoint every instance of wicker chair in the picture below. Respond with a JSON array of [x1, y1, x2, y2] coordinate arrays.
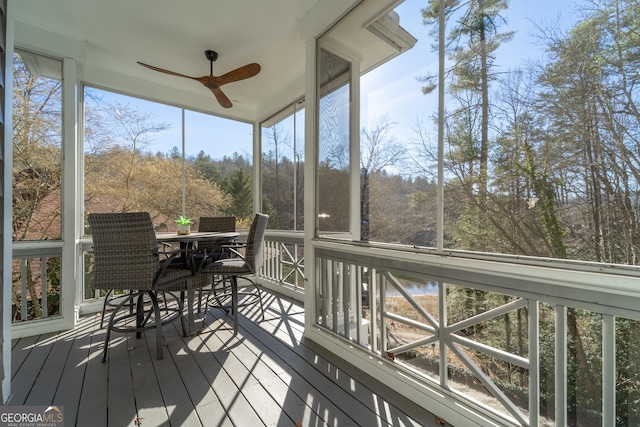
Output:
[[197, 216, 237, 254], [194, 216, 238, 312], [88, 212, 191, 362], [194, 213, 268, 334]]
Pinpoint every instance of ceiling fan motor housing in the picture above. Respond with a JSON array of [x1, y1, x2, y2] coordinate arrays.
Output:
[[205, 50, 218, 62]]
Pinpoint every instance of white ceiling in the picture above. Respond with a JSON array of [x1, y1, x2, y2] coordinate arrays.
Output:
[[11, 0, 353, 122], [11, 0, 412, 123]]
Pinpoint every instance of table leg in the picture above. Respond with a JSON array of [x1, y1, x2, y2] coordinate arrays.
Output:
[[232, 277, 238, 335], [187, 277, 195, 334]]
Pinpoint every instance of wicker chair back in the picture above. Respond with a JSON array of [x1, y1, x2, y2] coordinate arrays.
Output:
[[245, 213, 269, 273], [197, 216, 236, 253], [88, 212, 160, 291]]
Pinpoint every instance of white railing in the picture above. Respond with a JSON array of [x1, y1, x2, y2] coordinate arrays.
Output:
[[313, 241, 640, 427], [19, 232, 640, 426], [260, 231, 305, 300], [11, 242, 63, 322]]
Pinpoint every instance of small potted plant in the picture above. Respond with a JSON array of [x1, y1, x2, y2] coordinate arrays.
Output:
[[175, 215, 193, 235]]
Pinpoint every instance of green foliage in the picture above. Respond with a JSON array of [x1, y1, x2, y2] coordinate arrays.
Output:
[[194, 150, 223, 183], [220, 168, 253, 222], [261, 125, 303, 231], [615, 318, 640, 424], [520, 141, 567, 259], [175, 215, 193, 225], [168, 146, 181, 159]]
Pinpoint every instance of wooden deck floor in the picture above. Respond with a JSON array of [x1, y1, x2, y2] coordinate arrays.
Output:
[[9, 291, 439, 427]]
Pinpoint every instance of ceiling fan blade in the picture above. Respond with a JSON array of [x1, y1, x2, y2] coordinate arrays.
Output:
[[214, 63, 261, 86], [209, 86, 233, 108], [138, 58, 259, 108], [137, 61, 196, 80]]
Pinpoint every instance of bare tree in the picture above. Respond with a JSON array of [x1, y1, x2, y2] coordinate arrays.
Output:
[[12, 53, 62, 319], [360, 115, 406, 240]]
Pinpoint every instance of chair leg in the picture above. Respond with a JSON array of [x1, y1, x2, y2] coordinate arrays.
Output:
[[100, 289, 113, 328], [180, 291, 188, 337], [135, 293, 145, 339], [101, 290, 185, 362], [186, 280, 193, 333], [148, 291, 164, 360], [180, 290, 189, 337], [206, 275, 231, 314], [197, 275, 211, 313], [231, 276, 238, 336], [102, 292, 137, 363], [102, 309, 116, 363], [198, 274, 215, 314], [237, 277, 265, 320], [254, 283, 265, 320]]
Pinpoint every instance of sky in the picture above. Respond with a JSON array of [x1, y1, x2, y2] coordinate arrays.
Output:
[[93, 0, 581, 164], [93, 89, 254, 161], [360, 0, 580, 148]]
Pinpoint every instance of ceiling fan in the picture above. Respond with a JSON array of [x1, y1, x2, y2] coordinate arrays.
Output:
[[137, 50, 261, 108]]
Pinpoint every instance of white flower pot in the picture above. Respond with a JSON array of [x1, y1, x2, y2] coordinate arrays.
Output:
[[177, 224, 191, 235]]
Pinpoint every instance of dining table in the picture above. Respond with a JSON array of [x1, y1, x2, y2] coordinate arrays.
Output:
[[155, 231, 240, 334]]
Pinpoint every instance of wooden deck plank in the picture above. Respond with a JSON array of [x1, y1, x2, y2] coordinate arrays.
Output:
[[25, 328, 77, 405], [7, 291, 439, 427], [163, 322, 229, 427], [10, 334, 39, 379], [49, 316, 96, 426], [75, 316, 109, 427], [247, 295, 434, 427], [169, 325, 235, 426], [9, 332, 57, 405], [188, 319, 267, 426], [146, 327, 203, 427], [107, 332, 140, 427], [242, 295, 433, 426], [129, 325, 171, 427], [193, 314, 294, 426], [214, 325, 340, 427], [207, 304, 365, 426]]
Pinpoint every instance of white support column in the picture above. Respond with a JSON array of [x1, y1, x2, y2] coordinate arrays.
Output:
[[61, 56, 79, 330], [349, 57, 360, 239], [2, 0, 12, 403], [303, 37, 318, 332], [252, 121, 261, 215], [436, 0, 445, 252]]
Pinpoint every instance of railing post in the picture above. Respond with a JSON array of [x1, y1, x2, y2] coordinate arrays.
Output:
[[20, 259, 28, 320], [556, 305, 567, 427], [369, 268, 378, 353], [529, 300, 539, 426], [602, 314, 615, 427], [40, 257, 48, 318], [439, 280, 447, 388], [380, 273, 387, 357]]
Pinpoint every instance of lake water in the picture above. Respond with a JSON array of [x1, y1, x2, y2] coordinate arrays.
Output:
[[385, 282, 438, 296]]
